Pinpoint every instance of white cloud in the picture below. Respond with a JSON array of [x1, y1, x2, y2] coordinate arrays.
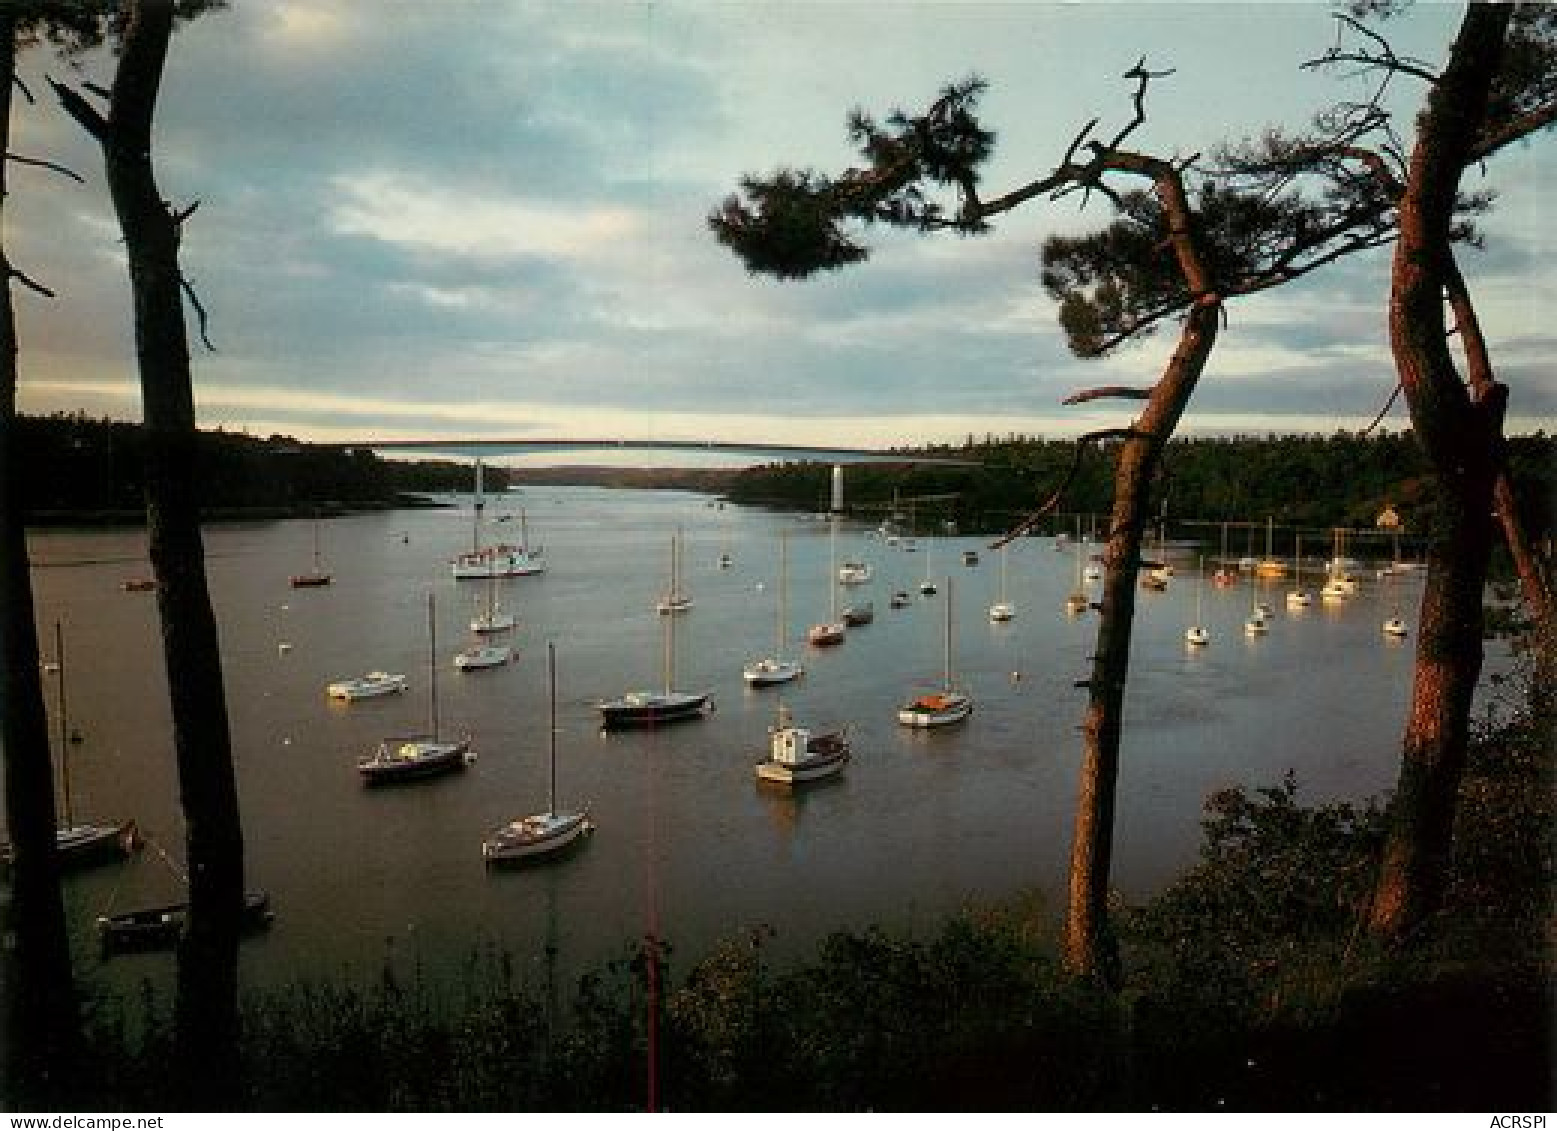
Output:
[[329, 171, 644, 262]]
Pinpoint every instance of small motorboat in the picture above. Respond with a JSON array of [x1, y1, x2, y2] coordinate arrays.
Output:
[[454, 643, 513, 670], [98, 891, 274, 956], [327, 671, 408, 701], [842, 601, 874, 627]]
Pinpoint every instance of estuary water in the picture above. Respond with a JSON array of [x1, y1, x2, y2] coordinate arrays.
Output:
[[18, 486, 1471, 995]]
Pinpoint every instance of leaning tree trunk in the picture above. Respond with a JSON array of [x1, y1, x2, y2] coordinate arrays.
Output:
[[1368, 3, 1511, 942], [0, 15, 80, 1106], [1062, 157, 1223, 982], [54, 0, 246, 1099]]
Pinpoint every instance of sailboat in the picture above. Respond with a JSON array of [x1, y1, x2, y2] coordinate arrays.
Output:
[[289, 509, 332, 588], [598, 536, 712, 728], [1, 621, 140, 872], [655, 529, 693, 614], [988, 543, 1015, 622], [483, 643, 594, 864], [1212, 521, 1237, 587], [452, 462, 545, 579], [1321, 528, 1358, 601], [470, 573, 516, 634], [1286, 532, 1314, 608], [1244, 570, 1270, 637], [1065, 523, 1089, 613], [897, 576, 972, 727], [1255, 517, 1287, 578], [807, 518, 846, 646], [744, 532, 804, 686], [918, 537, 938, 595], [754, 702, 850, 786], [1185, 557, 1210, 647], [358, 593, 474, 783]]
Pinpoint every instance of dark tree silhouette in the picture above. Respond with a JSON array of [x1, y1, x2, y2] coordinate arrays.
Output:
[[48, 0, 241, 1101], [711, 62, 1397, 981]]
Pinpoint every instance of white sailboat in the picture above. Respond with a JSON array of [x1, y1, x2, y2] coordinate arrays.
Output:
[[1065, 521, 1089, 614], [745, 532, 803, 686], [452, 461, 544, 579], [327, 670, 408, 700], [897, 576, 972, 727], [454, 640, 513, 670], [1185, 557, 1210, 647], [483, 643, 593, 864], [470, 573, 516, 634], [988, 543, 1015, 622], [656, 529, 693, 614], [1382, 611, 1410, 638], [918, 537, 938, 595], [1286, 532, 1314, 608], [598, 536, 711, 728], [1244, 571, 1270, 637], [358, 594, 474, 783], [807, 518, 846, 646]]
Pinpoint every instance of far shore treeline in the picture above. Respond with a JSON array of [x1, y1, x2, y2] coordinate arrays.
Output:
[[18, 413, 1554, 552]]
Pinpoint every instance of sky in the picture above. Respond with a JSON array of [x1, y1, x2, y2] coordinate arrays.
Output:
[[8, 1, 1556, 463]]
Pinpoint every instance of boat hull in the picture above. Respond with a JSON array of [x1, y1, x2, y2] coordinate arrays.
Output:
[[597, 691, 710, 730], [755, 730, 850, 785], [327, 672, 407, 701], [99, 891, 274, 956], [896, 693, 973, 728], [743, 660, 802, 687], [452, 546, 544, 579], [482, 811, 593, 863], [358, 738, 472, 784]]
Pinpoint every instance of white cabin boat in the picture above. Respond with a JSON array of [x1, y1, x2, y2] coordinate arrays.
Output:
[[755, 707, 850, 785], [838, 560, 872, 585]]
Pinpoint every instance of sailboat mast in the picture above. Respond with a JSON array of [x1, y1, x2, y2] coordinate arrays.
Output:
[[472, 459, 485, 554], [943, 576, 953, 690], [777, 531, 788, 659], [428, 592, 440, 738], [664, 535, 676, 691], [828, 517, 838, 619], [54, 619, 72, 827], [547, 641, 557, 816]]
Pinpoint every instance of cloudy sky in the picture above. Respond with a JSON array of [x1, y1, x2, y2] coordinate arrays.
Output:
[[9, 1, 1555, 459]]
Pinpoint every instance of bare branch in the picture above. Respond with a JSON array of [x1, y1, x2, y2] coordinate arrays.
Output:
[[46, 75, 108, 140], [5, 152, 86, 183], [989, 426, 1146, 549], [181, 275, 215, 352], [10, 268, 56, 299], [12, 74, 34, 105], [1359, 381, 1403, 437], [1063, 385, 1154, 406]]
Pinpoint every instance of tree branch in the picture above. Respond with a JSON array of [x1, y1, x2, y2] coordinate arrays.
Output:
[[1062, 385, 1154, 405], [46, 75, 109, 140], [5, 152, 85, 183], [181, 274, 214, 351], [989, 427, 1146, 549]]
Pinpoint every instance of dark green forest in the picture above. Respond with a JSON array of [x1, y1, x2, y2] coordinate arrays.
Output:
[[726, 430, 1556, 556], [16, 412, 506, 519]]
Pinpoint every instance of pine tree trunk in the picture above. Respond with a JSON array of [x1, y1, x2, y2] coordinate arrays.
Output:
[[1063, 290, 1220, 982], [95, 0, 246, 1097], [1368, 2, 1511, 942], [0, 15, 81, 1105]]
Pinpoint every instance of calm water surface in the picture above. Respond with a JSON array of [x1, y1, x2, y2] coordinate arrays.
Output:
[[19, 486, 1474, 995]]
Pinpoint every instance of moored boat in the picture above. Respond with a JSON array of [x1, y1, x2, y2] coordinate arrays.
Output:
[[98, 891, 274, 956], [454, 643, 513, 670], [359, 594, 475, 784], [483, 643, 594, 864], [897, 576, 972, 728], [755, 706, 850, 785], [327, 671, 408, 701]]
